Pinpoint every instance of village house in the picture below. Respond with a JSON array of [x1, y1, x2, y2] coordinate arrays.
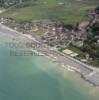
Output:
[[0, 0, 20, 7]]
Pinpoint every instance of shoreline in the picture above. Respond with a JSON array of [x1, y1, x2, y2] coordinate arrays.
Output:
[[0, 24, 99, 87]]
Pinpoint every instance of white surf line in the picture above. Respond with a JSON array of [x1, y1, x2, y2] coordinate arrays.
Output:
[[47, 54, 57, 59], [62, 64, 75, 72], [44, 54, 57, 62], [31, 49, 44, 56], [66, 65, 81, 73]]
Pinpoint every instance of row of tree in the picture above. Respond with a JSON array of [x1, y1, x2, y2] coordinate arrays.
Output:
[[82, 7, 99, 59]]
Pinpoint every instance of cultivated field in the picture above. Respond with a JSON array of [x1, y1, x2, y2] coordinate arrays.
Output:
[[0, 0, 98, 25]]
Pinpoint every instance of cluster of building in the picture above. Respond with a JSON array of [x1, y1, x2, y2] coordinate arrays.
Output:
[[0, 17, 88, 51], [78, 6, 99, 32], [0, 0, 21, 7], [40, 20, 90, 49], [0, 18, 39, 33], [0, 7, 99, 61]]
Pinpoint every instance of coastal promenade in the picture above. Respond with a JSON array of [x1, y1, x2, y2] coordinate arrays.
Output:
[[0, 24, 99, 86]]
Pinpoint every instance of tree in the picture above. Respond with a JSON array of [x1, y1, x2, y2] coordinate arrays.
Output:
[[91, 22, 99, 36], [95, 6, 99, 14], [0, 0, 4, 7]]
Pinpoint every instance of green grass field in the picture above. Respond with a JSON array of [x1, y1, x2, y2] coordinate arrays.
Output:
[[0, 0, 98, 24]]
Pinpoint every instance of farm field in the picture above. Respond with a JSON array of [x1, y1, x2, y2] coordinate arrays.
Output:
[[0, 0, 98, 24]]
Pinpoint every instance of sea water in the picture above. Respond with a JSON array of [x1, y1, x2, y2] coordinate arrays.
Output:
[[0, 37, 99, 100]]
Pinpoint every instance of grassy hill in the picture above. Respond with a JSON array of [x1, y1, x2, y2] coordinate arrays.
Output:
[[0, 0, 98, 25]]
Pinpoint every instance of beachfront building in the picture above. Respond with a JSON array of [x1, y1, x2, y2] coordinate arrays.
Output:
[[78, 21, 89, 32]]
